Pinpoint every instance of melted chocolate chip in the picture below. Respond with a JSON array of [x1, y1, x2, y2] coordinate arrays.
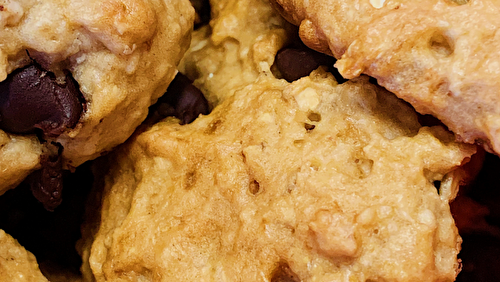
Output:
[[0, 64, 83, 137], [271, 261, 301, 282], [29, 143, 64, 211], [154, 72, 210, 124], [275, 47, 346, 83]]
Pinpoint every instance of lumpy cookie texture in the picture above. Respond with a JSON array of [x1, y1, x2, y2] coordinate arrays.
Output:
[[82, 73, 474, 281], [0, 229, 47, 282], [0, 131, 42, 192], [270, 0, 500, 155], [179, 0, 294, 106], [80, 0, 476, 280], [0, 0, 194, 193]]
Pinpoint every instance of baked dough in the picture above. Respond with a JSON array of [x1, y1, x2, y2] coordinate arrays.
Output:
[[80, 0, 476, 280], [0, 0, 194, 193], [0, 229, 48, 282], [270, 0, 500, 155], [0, 132, 42, 194]]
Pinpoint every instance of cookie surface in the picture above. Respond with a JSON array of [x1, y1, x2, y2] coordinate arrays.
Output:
[[80, 0, 476, 280], [0, 229, 48, 282], [0, 0, 194, 193], [0, 132, 42, 193], [270, 0, 500, 155]]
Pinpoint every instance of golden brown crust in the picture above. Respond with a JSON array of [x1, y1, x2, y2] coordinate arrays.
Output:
[[271, 0, 500, 154], [83, 72, 475, 282]]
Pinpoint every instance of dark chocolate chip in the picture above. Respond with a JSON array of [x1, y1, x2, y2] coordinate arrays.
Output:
[[275, 47, 346, 83], [29, 143, 64, 211], [155, 72, 210, 125], [0, 64, 83, 137], [271, 261, 301, 282]]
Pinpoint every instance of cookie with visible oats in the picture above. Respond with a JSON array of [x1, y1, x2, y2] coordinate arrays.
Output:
[[0, 0, 194, 194], [79, 0, 476, 281], [270, 0, 500, 155]]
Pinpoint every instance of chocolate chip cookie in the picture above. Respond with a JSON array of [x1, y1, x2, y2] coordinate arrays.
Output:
[[0, 0, 194, 195]]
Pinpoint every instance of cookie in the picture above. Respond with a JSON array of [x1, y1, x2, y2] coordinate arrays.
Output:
[[270, 0, 500, 155], [0, 229, 48, 282], [0, 132, 42, 194], [79, 0, 476, 280], [0, 0, 194, 194], [178, 0, 294, 106]]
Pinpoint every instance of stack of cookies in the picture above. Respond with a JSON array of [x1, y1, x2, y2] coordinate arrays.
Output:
[[0, 0, 499, 281]]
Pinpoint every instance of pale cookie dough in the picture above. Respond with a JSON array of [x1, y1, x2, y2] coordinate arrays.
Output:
[[0, 0, 194, 194], [80, 0, 476, 280], [270, 0, 500, 155], [0, 229, 48, 282]]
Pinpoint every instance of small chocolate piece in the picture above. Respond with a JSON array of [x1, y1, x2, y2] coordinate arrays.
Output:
[[0, 64, 83, 137], [156, 72, 210, 124], [270, 261, 301, 282], [29, 143, 64, 211], [275, 47, 346, 83]]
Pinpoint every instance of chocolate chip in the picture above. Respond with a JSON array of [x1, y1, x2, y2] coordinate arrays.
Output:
[[275, 47, 346, 83], [155, 72, 210, 125], [0, 64, 83, 137], [29, 143, 64, 211], [271, 261, 301, 282]]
